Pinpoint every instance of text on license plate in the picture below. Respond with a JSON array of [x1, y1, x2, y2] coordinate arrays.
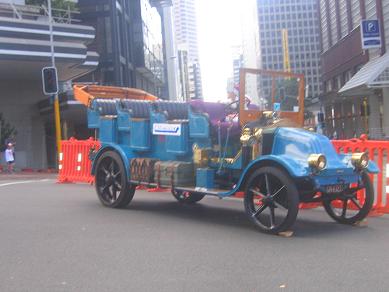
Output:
[[325, 184, 346, 193]]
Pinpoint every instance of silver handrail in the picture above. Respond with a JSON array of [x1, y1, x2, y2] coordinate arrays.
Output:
[[9, 2, 22, 19], [0, 3, 80, 24]]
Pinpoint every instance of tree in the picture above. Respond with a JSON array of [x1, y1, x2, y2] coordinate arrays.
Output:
[[0, 113, 17, 152]]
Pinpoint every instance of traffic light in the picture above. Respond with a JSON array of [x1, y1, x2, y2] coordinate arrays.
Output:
[[42, 66, 58, 95]]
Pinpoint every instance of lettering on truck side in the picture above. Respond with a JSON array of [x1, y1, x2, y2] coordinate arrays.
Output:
[[152, 123, 182, 136]]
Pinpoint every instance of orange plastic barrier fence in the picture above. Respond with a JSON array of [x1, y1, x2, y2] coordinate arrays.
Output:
[[58, 137, 100, 184], [58, 136, 389, 215], [332, 135, 389, 215]]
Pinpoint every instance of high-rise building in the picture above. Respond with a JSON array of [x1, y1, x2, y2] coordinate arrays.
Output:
[[237, 0, 261, 104], [152, 0, 180, 100], [172, 0, 203, 99], [177, 43, 190, 100], [172, 0, 199, 63], [319, 0, 389, 139], [257, 0, 322, 101], [188, 61, 202, 99], [232, 55, 243, 86], [78, 0, 166, 98]]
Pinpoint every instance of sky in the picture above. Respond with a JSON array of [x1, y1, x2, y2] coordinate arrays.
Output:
[[196, 0, 246, 101]]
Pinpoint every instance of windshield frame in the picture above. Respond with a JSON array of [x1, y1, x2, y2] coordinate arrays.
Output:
[[238, 68, 305, 127]]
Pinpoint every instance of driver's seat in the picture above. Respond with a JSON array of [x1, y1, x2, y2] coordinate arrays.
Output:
[[190, 100, 241, 138]]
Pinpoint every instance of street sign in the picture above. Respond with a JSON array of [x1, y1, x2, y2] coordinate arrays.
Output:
[[42, 66, 58, 95], [360, 19, 381, 49]]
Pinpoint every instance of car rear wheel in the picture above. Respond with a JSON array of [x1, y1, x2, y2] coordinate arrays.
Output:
[[323, 172, 373, 224], [244, 166, 299, 234], [95, 151, 135, 208]]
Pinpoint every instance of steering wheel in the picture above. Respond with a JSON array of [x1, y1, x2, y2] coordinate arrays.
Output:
[[224, 99, 240, 115], [225, 96, 253, 117]]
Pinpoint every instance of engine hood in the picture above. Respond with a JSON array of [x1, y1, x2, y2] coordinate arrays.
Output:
[[271, 128, 356, 176]]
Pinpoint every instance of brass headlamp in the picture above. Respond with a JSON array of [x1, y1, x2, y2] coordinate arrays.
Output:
[[351, 152, 369, 169], [308, 154, 327, 171], [240, 128, 252, 145]]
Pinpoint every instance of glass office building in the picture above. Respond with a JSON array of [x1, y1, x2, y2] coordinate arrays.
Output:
[[78, 0, 166, 97], [257, 0, 322, 100], [172, 0, 202, 99]]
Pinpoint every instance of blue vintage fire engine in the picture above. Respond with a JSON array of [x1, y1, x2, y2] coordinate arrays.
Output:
[[78, 68, 378, 234]]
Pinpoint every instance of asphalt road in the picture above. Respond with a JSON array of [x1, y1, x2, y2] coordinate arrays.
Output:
[[1, 177, 389, 292]]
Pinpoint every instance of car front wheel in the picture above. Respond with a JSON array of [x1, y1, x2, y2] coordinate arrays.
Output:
[[244, 166, 299, 234]]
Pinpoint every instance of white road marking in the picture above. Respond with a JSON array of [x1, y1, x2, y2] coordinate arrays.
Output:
[[0, 179, 52, 187]]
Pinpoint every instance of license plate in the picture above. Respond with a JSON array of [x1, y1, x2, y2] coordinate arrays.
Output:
[[325, 184, 345, 194]]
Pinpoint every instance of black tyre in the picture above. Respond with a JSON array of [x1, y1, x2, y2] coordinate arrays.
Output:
[[323, 172, 374, 224], [95, 151, 136, 208], [171, 189, 205, 204], [244, 166, 299, 234]]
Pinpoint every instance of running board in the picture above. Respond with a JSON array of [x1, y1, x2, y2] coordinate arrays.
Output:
[[130, 180, 231, 197], [174, 186, 233, 197], [130, 180, 234, 197]]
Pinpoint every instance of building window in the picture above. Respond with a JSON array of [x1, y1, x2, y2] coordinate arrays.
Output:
[[343, 70, 353, 83], [101, 18, 112, 55], [336, 75, 343, 89], [325, 80, 333, 92]]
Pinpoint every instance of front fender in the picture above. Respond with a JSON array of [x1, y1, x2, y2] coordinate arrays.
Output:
[[214, 155, 308, 197], [233, 155, 306, 190], [91, 143, 130, 179], [247, 155, 309, 177]]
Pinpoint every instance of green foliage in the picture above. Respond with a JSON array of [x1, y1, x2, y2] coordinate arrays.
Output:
[[0, 113, 17, 152], [26, 0, 77, 11], [25, 0, 42, 5]]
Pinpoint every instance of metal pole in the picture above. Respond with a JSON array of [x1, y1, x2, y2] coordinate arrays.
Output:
[[48, 0, 55, 67], [54, 98, 62, 152], [364, 99, 369, 135], [48, 0, 62, 155]]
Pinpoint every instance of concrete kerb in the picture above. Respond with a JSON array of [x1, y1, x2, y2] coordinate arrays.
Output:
[[0, 172, 57, 181]]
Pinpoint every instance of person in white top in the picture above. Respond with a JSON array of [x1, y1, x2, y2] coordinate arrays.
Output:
[[5, 143, 14, 173]]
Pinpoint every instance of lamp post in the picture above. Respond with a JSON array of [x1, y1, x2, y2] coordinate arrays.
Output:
[[48, 0, 62, 155]]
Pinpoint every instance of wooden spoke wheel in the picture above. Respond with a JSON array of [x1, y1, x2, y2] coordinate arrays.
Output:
[[171, 189, 205, 204], [244, 166, 299, 234], [323, 172, 374, 224], [95, 151, 135, 208]]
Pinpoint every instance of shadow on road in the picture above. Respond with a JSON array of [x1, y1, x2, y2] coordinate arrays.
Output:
[[86, 195, 377, 238], [292, 212, 373, 238]]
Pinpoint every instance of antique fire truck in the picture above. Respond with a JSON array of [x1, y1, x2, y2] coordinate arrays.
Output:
[[74, 68, 378, 234]]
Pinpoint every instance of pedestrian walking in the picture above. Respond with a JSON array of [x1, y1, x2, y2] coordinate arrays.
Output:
[[5, 135, 16, 159], [5, 143, 15, 173]]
